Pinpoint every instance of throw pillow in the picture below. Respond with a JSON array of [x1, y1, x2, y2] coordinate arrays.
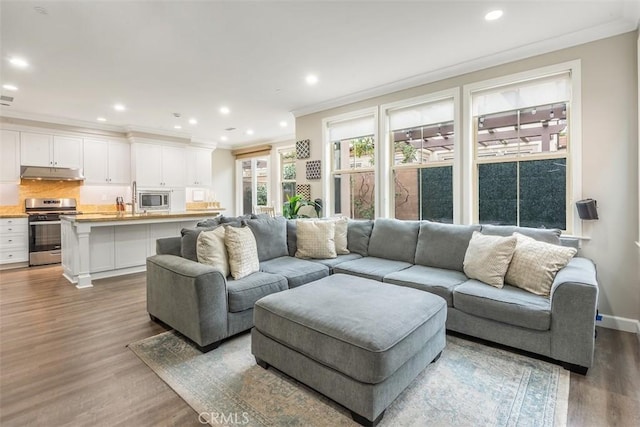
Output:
[[180, 226, 219, 262], [346, 219, 374, 256], [295, 220, 337, 259], [505, 232, 577, 296], [332, 217, 350, 255], [196, 227, 229, 277], [224, 226, 259, 280], [463, 231, 517, 288], [243, 216, 288, 262]]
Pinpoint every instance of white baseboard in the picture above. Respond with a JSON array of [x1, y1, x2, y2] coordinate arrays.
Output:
[[598, 314, 640, 335]]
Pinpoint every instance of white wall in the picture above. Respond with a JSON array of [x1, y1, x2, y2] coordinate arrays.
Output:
[[211, 148, 236, 216], [296, 32, 640, 328]]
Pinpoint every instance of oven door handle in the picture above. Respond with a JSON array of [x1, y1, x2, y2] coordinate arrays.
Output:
[[30, 220, 62, 225]]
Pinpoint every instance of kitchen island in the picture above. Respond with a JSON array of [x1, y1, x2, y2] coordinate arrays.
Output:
[[61, 210, 223, 288]]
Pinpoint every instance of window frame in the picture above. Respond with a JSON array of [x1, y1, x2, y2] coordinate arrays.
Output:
[[277, 146, 297, 211], [462, 60, 582, 235]]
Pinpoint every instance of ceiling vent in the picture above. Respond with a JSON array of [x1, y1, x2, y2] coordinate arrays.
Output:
[[0, 95, 14, 102], [225, 127, 236, 131]]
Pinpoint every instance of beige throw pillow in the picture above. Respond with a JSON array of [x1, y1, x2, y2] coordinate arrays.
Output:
[[224, 226, 259, 280], [505, 232, 577, 296], [295, 220, 337, 259], [463, 231, 517, 288], [196, 227, 230, 278], [331, 217, 350, 255]]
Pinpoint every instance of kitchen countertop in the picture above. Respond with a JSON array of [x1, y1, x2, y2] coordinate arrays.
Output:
[[60, 209, 224, 223], [0, 214, 29, 219]]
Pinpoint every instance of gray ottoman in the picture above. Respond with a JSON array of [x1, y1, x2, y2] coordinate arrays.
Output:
[[251, 274, 447, 426]]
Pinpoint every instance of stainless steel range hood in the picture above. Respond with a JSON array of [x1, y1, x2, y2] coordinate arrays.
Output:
[[20, 166, 85, 181]]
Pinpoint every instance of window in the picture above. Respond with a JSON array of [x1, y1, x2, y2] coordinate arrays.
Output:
[[387, 97, 455, 222], [324, 111, 377, 219], [280, 148, 296, 205], [471, 72, 571, 230]]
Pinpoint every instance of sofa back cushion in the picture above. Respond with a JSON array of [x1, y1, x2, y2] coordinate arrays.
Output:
[[347, 220, 373, 256], [244, 216, 288, 262], [415, 222, 481, 272], [480, 224, 561, 245], [368, 218, 420, 263], [287, 219, 297, 257]]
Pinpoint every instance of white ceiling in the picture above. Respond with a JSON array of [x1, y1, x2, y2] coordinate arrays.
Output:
[[1, 1, 638, 148]]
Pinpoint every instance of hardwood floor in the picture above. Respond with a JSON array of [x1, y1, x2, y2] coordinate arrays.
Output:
[[1, 265, 639, 426]]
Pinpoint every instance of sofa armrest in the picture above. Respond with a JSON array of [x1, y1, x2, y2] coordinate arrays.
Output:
[[156, 236, 182, 256], [146, 254, 229, 347], [549, 257, 599, 368]]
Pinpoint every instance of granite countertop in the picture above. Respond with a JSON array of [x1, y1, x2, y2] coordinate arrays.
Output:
[[0, 214, 29, 219], [61, 209, 224, 223]]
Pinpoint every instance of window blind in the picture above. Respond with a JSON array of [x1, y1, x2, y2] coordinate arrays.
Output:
[[472, 72, 571, 116], [388, 98, 454, 131], [328, 115, 375, 142]]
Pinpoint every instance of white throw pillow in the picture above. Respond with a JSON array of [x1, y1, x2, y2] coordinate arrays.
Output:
[[505, 232, 577, 296], [329, 217, 350, 255], [295, 220, 337, 259], [224, 226, 259, 280], [463, 231, 517, 288], [196, 227, 229, 278]]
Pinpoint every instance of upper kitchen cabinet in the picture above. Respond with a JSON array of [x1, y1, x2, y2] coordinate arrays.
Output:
[[0, 130, 20, 182], [185, 147, 212, 187], [83, 138, 130, 185], [20, 132, 83, 169], [132, 142, 186, 188]]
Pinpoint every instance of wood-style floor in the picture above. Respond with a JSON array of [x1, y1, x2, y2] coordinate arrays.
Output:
[[1, 265, 639, 426]]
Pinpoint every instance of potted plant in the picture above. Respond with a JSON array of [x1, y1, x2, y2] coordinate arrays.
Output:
[[283, 195, 318, 219]]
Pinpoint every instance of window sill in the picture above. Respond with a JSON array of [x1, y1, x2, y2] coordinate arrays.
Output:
[[561, 234, 591, 241]]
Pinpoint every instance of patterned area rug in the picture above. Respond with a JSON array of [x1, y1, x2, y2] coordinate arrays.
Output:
[[129, 331, 569, 426]]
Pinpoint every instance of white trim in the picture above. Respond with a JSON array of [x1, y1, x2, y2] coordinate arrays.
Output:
[[321, 107, 378, 218], [291, 19, 635, 118], [598, 314, 640, 334], [462, 60, 582, 231], [380, 88, 460, 221]]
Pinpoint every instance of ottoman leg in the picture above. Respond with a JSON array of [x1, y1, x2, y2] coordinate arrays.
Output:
[[431, 351, 442, 363], [351, 410, 385, 427], [255, 357, 269, 370]]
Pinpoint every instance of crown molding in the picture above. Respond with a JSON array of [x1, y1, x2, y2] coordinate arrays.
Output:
[[292, 17, 638, 118], [0, 109, 125, 135]]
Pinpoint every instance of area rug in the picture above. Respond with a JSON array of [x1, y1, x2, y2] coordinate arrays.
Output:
[[129, 331, 569, 427]]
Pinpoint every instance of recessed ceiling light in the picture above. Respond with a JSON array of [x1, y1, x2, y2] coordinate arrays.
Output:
[[174, 125, 182, 130], [485, 9, 503, 21], [96, 117, 107, 122], [220, 136, 228, 142], [220, 106, 230, 115], [113, 104, 126, 111], [305, 74, 319, 85], [9, 57, 29, 68], [2, 84, 18, 91], [188, 118, 197, 125], [279, 121, 288, 127], [246, 129, 254, 135]]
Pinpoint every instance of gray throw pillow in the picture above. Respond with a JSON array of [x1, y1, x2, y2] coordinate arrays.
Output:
[[219, 214, 252, 227], [480, 224, 561, 245], [243, 216, 288, 262], [415, 222, 481, 272], [347, 220, 373, 256], [181, 225, 219, 261], [196, 217, 221, 227], [367, 218, 420, 263]]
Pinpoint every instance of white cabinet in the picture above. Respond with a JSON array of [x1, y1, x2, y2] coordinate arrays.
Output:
[[20, 132, 83, 168], [186, 147, 212, 187], [133, 143, 186, 187], [0, 218, 28, 267], [89, 226, 115, 273], [83, 138, 130, 185], [114, 224, 147, 268], [0, 130, 20, 182]]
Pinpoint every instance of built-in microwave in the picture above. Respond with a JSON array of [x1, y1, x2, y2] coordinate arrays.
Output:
[[138, 191, 170, 211]]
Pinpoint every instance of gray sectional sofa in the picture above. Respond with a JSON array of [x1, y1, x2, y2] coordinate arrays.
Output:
[[146, 216, 598, 373]]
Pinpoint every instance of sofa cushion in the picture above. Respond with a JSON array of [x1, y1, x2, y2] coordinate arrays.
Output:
[[287, 219, 297, 257], [453, 279, 551, 331], [295, 220, 336, 259], [196, 227, 229, 277], [244, 216, 288, 262], [225, 226, 260, 280], [180, 225, 219, 262], [414, 222, 481, 272], [480, 224, 561, 245], [226, 272, 288, 313], [367, 218, 420, 263], [384, 265, 468, 307], [505, 233, 577, 296], [260, 256, 329, 288], [333, 256, 412, 281], [310, 253, 363, 274], [196, 217, 222, 227], [463, 231, 517, 288], [219, 214, 252, 227], [347, 219, 373, 256]]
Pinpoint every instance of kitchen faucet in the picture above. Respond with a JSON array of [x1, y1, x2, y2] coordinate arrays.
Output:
[[131, 180, 137, 215]]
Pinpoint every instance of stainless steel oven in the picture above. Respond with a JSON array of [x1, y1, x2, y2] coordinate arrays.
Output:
[[25, 198, 80, 266]]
